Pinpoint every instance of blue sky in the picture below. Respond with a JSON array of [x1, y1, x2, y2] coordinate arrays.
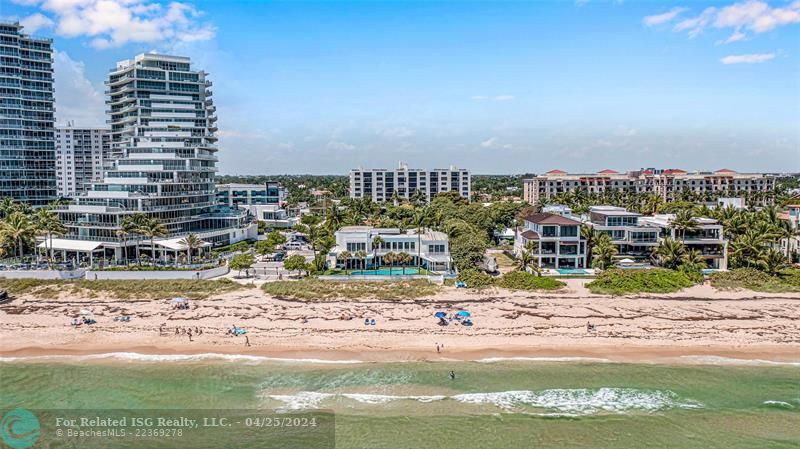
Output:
[[3, 0, 799, 174]]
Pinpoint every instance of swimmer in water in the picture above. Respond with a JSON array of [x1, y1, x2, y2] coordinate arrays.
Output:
[[449, 370, 456, 380]]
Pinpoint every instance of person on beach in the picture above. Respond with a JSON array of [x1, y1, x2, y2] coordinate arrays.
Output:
[[188, 329, 193, 342], [245, 335, 251, 347], [436, 344, 440, 353], [449, 371, 456, 380]]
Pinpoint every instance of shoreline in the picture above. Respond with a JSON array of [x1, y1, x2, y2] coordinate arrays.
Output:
[[3, 343, 800, 365]]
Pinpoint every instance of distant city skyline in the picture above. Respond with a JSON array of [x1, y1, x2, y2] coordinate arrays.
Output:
[[3, 0, 799, 174]]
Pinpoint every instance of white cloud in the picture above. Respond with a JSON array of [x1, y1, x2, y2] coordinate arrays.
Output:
[[480, 137, 513, 149], [53, 50, 105, 127], [326, 140, 356, 151], [656, 1, 800, 41], [643, 7, 687, 26], [20, 12, 54, 33], [14, 0, 215, 49], [674, 7, 717, 38], [720, 52, 775, 64], [471, 95, 515, 101], [614, 125, 638, 137]]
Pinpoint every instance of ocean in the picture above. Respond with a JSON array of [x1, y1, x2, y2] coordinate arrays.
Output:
[[1, 354, 798, 448]]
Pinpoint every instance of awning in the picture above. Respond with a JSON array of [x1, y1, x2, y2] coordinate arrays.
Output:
[[154, 237, 212, 251], [38, 238, 104, 252]]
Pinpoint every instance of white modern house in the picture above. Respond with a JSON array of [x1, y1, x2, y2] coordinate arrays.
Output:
[[329, 226, 452, 272], [585, 206, 660, 261], [216, 181, 297, 228], [639, 214, 728, 270], [514, 212, 587, 270]]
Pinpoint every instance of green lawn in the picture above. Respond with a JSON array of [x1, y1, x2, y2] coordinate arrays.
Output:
[[262, 278, 441, 300], [0, 278, 249, 299], [585, 268, 695, 295]]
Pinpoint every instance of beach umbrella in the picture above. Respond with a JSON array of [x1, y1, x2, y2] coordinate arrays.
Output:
[[170, 297, 188, 304], [434, 312, 447, 318], [80, 309, 93, 316], [456, 311, 471, 317]]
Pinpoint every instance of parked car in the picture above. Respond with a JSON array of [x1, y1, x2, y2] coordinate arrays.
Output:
[[273, 252, 286, 262]]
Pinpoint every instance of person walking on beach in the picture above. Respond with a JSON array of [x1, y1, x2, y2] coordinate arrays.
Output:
[[188, 329, 193, 342], [245, 335, 251, 347], [436, 344, 440, 353]]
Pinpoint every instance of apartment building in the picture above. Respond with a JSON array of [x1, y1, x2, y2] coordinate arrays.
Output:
[[216, 181, 287, 207], [0, 22, 57, 206], [639, 214, 728, 270], [329, 226, 452, 272], [55, 125, 110, 197], [585, 206, 660, 261], [52, 53, 255, 262], [514, 212, 587, 270], [350, 161, 470, 202], [523, 168, 776, 206]]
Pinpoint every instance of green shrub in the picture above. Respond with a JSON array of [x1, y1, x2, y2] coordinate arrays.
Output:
[[710, 268, 800, 293], [496, 271, 565, 291], [586, 268, 695, 295], [457, 269, 495, 288]]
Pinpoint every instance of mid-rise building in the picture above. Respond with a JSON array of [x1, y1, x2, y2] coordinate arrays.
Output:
[[329, 226, 452, 272], [0, 22, 57, 206], [51, 53, 255, 263], [523, 168, 776, 206], [514, 212, 587, 270], [350, 161, 470, 202], [55, 125, 110, 197], [216, 182, 296, 228], [216, 181, 287, 207]]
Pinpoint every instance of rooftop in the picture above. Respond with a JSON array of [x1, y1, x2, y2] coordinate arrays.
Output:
[[523, 212, 581, 226]]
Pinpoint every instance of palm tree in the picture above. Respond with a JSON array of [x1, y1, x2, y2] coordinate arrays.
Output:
[[383, 251, 396, 271], [177, 233, 204, 266], [412, 207, 429, 269], [354, 250, 367, 271], [760, 249, 788, 276], [325, 203, 344, 233], [371, 235, 384, 269], [396, 251, 412, 274], [652, 238, 687, 270], [591, 233, 618, 270], [515, 246, 535, 272], [121, 213, 148, 265], [671, 209, 700, 240], [729, 230, 768, 269], [581, 224, 595, 263], [0, 197, 18, 219], [337, 250, 352, 273], [32, 208, 66, 265], [137, 217, 169, 266], [1, 211, 34, 261]]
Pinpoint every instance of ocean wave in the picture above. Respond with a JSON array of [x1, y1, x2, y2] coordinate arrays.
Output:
[[476, 357, 612, 364], [678, 356, 800, 367], [452, 388, 701, 414], [341, 393, 446, 404], [259, 388, 702, 414], [0, 352, 365, 364], [761, 400, 795, 409]]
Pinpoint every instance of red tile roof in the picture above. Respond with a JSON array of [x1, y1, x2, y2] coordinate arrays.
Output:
[[520, 230, 540, 240], [715, 168, 736, 173], [523, 212, 581, 226], [545, 169, 567, 175], [597, 169, 619, 174], [662, 169, 687, 175]]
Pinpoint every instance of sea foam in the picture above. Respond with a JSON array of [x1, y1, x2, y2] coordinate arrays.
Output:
[[0, 352, 365, 364], [678, 356, 800, 367]]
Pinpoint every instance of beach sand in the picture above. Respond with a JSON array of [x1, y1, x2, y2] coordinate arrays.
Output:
[[1, 279, 799, 363]]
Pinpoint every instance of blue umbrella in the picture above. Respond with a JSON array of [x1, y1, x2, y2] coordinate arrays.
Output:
[[456, 311, 471, 317], [434, 311, 447, 318]]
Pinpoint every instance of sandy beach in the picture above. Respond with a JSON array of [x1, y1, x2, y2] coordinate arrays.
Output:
[[2, 279, 799, 363]]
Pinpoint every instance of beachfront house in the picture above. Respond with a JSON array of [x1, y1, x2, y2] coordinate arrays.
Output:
[[329, 226, 452, 273], [638, 214, 728, 270], [585, 206, 660, 262], [514, 212, 587, 270]]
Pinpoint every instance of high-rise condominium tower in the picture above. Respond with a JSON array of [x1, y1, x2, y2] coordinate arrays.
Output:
[[55, 53, 254, 261], [0, 22, 56, 206], [55, 125, 110, 197]]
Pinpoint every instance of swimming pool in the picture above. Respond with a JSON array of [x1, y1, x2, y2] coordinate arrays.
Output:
[[350, 267, 421, 275], [556, 268, 589, 275]]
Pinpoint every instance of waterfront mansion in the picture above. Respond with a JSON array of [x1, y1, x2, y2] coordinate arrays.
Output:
[[329, 226, 452, 273]]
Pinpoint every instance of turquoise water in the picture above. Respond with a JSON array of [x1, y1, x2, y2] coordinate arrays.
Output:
[[556, 268, 589, 275], [1, 356, 799, 448], [350, 267, 420, 275]]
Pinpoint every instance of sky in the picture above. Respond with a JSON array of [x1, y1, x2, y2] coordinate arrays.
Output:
[[2, 0, 799, 175]]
